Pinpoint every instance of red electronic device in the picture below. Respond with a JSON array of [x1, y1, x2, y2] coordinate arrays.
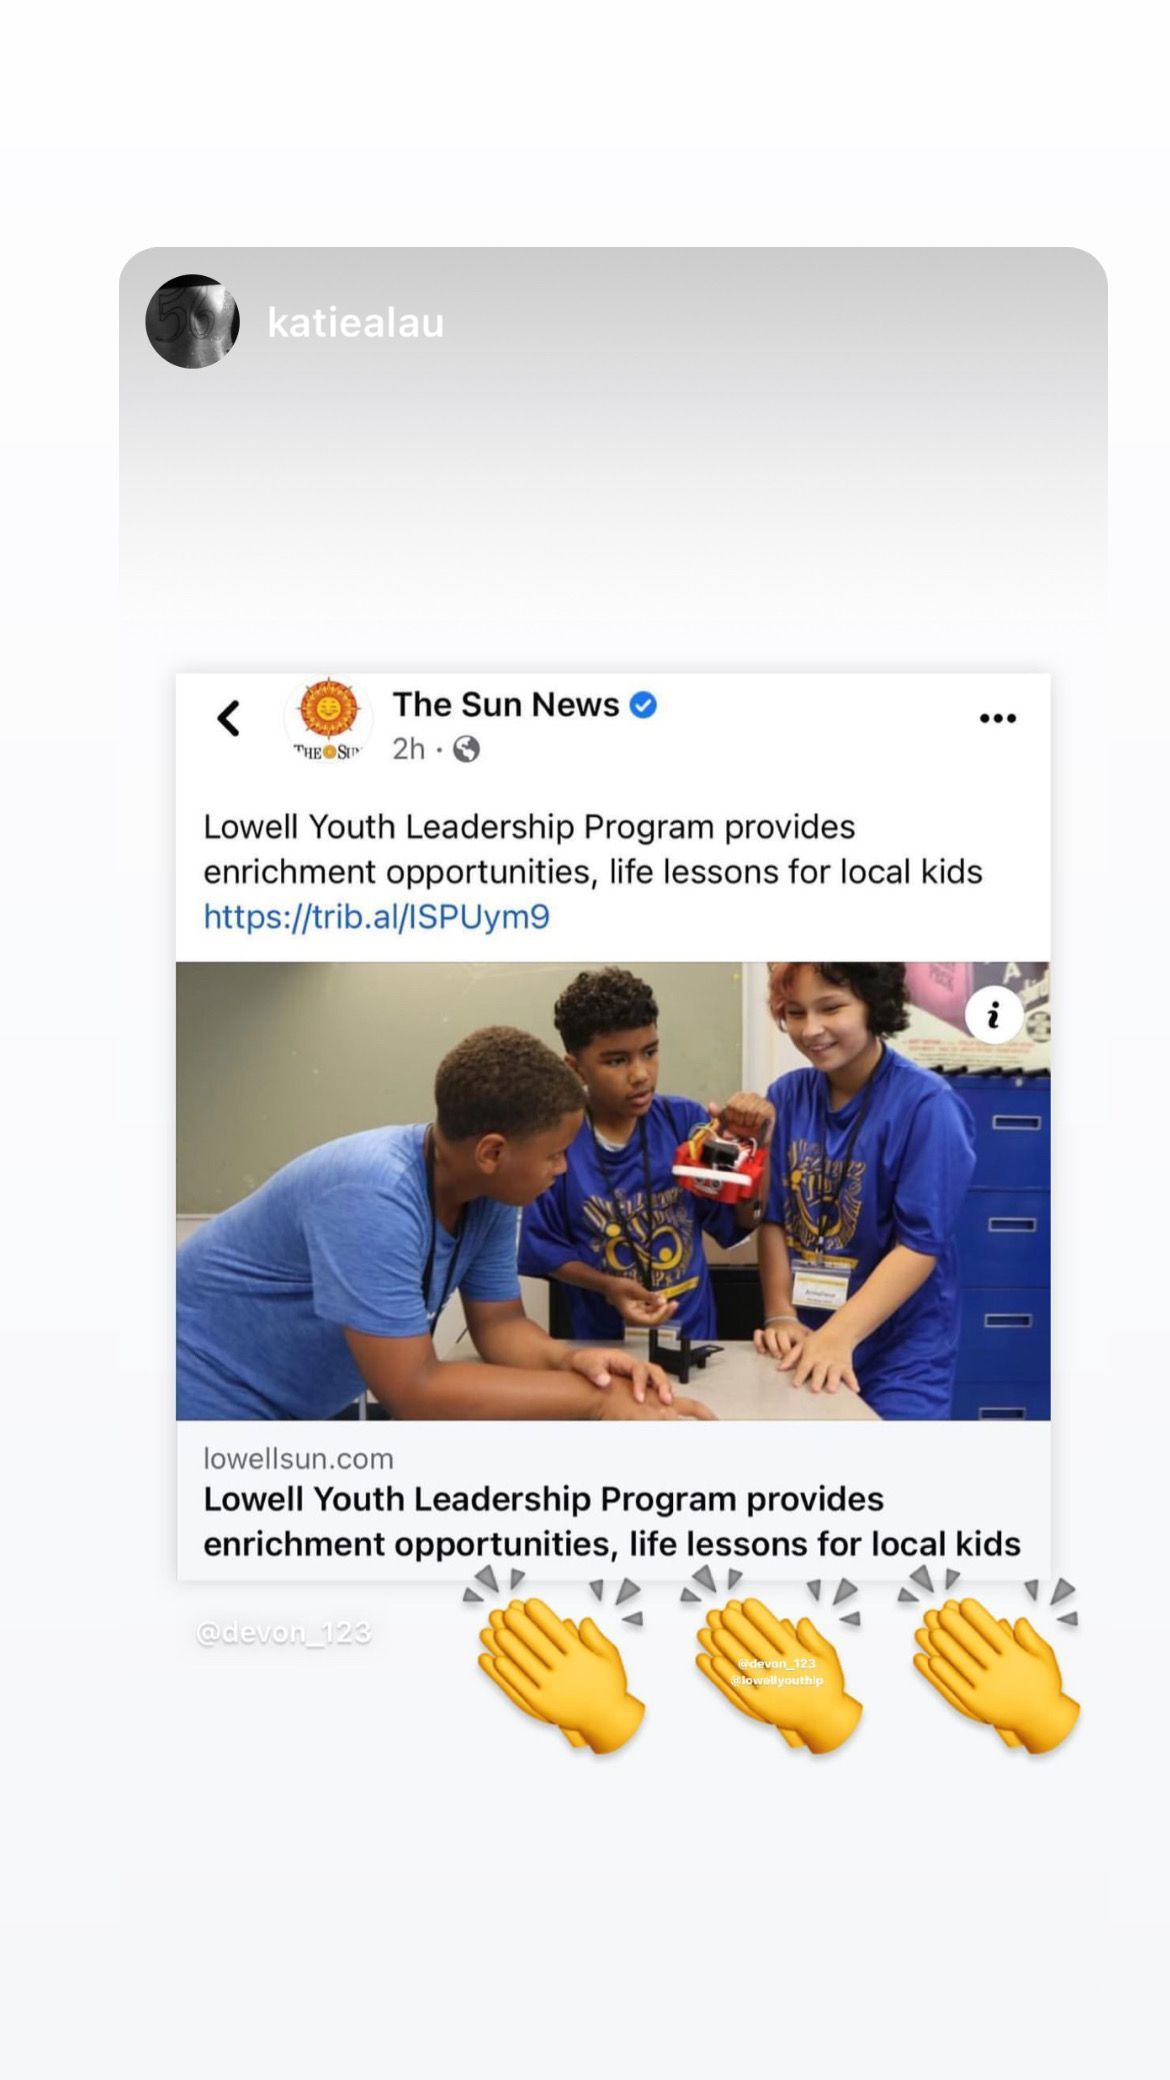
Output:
[[672, 1121, 767, 1203]]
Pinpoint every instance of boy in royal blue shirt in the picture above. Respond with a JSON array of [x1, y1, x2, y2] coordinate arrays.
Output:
[[520, 969, 773, 1343], [755, 963, 976, 1419]]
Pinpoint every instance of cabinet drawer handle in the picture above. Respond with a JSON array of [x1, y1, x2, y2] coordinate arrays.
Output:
[[987, 1217, 1038, 1234], [984, 1312, 1034, 1329], [991, 1114, 1042, 1130]]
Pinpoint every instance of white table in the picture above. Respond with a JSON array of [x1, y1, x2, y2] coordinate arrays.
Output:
[[629, 1338, 882, 1421], [357, 1337, 882, 1421]]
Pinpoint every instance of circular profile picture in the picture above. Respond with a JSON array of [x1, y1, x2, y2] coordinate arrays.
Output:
[[144, 275, 240, 369], [283, 679, 374, 762]]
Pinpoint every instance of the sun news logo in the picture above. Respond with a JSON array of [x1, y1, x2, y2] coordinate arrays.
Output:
[[283, 680, 372, 761]]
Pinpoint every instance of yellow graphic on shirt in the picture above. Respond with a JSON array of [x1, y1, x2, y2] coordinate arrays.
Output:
[[784, 1138, 866, 1256], [581, 1184, 699, 1296]]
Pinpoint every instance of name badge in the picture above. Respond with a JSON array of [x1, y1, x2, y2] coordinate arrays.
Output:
[[791, 1259, 851, 1312]]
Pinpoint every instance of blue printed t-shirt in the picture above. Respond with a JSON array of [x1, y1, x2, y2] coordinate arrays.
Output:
[[764, 1049, 975, 1419], [518, 1095, 744, 1342], [177, 1124, 522, 1419]]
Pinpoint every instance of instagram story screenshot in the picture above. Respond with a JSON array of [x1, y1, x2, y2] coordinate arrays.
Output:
[[118, 243, 1108, 1980]]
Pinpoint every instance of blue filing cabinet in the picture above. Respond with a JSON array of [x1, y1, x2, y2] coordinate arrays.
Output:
[[949, 1073, 1050, 1419]]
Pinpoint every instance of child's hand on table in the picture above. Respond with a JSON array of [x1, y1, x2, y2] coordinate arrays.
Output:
[[565, 1342, 691, 1406], [754, 1316, 811, 1361], [594, 1376, 715, 1420], [777, 1320, 860, 1394]]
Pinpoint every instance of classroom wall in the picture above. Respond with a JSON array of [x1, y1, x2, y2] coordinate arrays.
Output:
[[177, 962, 744, 1213]]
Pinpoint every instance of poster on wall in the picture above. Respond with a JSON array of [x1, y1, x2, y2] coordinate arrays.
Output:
[[899, 962, 1051, 1072]]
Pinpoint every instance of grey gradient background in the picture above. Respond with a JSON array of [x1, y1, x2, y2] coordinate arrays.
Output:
[[122, 249, 1104, 661]]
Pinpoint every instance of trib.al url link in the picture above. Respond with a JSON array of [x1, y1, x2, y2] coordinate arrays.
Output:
[[203, 902, 552, 937]]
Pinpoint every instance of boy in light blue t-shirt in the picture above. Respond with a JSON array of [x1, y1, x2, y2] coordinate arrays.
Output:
[[178, 1026, 713, 1422]]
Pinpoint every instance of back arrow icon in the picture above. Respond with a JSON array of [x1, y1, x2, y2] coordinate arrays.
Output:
[[218, 700, 240, 737]]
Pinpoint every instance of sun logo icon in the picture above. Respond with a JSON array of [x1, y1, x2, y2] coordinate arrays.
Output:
[[300, 679, 358, 738], [283, 675, 372, 760]]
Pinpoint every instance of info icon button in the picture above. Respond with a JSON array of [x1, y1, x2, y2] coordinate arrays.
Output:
[[964, 985, 1025, 1045]]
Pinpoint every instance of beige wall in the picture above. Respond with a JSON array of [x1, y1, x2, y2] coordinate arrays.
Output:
[[177, 962, 744, 1214]]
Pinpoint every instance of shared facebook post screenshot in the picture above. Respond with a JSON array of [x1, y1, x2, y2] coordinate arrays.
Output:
[[175, 673, 1052, 1584], [118, 245, 1100, 1795]]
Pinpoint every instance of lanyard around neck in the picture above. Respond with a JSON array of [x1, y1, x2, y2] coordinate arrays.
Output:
[[423, 1127, 463, 1326], [588, 1111, 657, 1292], [816, 1046, 883, 1245]]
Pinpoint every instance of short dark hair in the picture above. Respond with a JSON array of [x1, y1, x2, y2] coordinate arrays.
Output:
[[553, 968, 659, 1054], [768, 963, 910, 1038], [434, 1027, 585, 1141]]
